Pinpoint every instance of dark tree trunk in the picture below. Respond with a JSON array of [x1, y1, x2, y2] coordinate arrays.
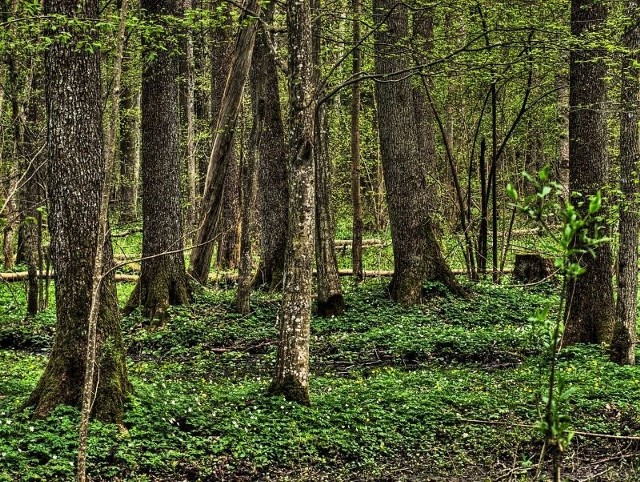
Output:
[[19, 73, 44, 317], [190, 0, 259, 283], [216, 154, 240, 269], [312, 0, 344, 317], [250, 3, 288, 291], [350, 0, 363, 282], [26, 0, 129, 422], [269, 0, 315, 405], [564, 0, 614, 346], [235, 95, 261, 315], [118, 70, 140, 224], [372, 0, 460, 305], [611, 1, 639, 365], [125, 0, 190, 321]]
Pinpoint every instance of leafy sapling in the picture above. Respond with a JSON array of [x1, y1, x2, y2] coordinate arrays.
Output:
[[507, 166, 608, 482]]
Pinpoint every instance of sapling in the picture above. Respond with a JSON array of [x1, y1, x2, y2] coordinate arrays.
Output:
[[507, 166, 608, 482]]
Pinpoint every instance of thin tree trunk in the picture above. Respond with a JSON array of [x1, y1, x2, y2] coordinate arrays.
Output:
[[313, 0, 344, 317], [269, 0, 315, 405], [125, 0, 190, 321], [611, 1, 639, 365], [564, 0, 614, 346], [190, 0, 260, 284], [235, 97, 261, 315], [555, 51, 570, 201], [351, 0, 363, 282]]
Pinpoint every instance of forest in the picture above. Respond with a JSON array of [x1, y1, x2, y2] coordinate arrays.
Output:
[[1, 0, 640, 480]]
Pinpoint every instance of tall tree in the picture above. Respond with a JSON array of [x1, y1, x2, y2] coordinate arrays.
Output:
[[313, 0, 344, 317], [125, 0, 190, 320], [563, 0, 614, 345], [350, 0, 363, 282], [26, 0, 128, 421], [269, 0, 315, 405], [250, 4, 288, 291], [190, 0, 259, 284], [611, 0, 639, 365], [373, 0, 460, 305]]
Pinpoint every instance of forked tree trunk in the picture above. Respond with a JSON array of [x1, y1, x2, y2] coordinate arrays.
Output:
[[250, 4, 288, 291], [269, 0, 315, 405], [312, 0, 344, 317], [564, 0, 614, 346], [190, 0, 259, 284], [26, 0, 128, 422], [373, 0, 460, 305], [611, 1, 639, 365], [125, 0, 190, 321]]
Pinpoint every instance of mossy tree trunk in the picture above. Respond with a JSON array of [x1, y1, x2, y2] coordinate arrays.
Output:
[[373, 0, 460, 306], [26, 0, 129, 422], [125, 0, 190, 321], [270, 0, 315, 405], [611, 1, 639, 365], [250, 3, 288, 291], [564, 0, 614, 346]]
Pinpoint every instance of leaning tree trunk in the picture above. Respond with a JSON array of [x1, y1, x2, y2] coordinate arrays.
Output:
[[611, 1, 639, 365], [373, 0, 460, 306], [190, 0, 259, 284], [125, 0, 190, 321], [250, 3, 288, 291], [269, 0, 315, 405], [564, 0, 614, 346], [312, 0, 344, 317], [26, 0, 128, 422]]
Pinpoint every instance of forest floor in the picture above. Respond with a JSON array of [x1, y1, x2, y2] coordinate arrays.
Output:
[[1, 277, 640, 481]]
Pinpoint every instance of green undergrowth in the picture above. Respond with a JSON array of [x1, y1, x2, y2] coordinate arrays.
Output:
[[1, 279, 639, 480]]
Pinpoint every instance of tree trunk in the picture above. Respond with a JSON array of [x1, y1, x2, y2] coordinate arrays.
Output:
[[20, 73, 44, 317], [555, 51, 570, 201], [350, 0, 363, 282], [235, 96, 261, 315], [26, 0, 128, 422], [190, 0, 259, 284], [180, 0, 197, 233], [269, 0, 315, 405], [372, 0, 460, 305], [216, 154, 240, 269], [312, 0, 344, 317], [125, 0, 190, 321], [118, 83, 140, 224], [250, 3, 288, 291], [564, 0, 614, 346], [611, 1, 639, 365]]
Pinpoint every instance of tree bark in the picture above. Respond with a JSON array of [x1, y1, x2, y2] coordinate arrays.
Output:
[[312, 0, 344, 317], [190, 0, 259, 284], [269, 0, 315, 405], [611, 1, 639, 365], [250, 3, 288, 291], [235, 95, 261, 315], [26, 0, 128, 422], [564, 0, 614, 346], [555, 52, 570, 201], [372, 0, 460, 305], [350, 0, 363, 282], [125, 0, 190, 321], [118, 83, 140, 224]]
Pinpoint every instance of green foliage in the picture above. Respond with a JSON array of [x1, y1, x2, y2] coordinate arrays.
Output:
[[1, 277, 640, 480]]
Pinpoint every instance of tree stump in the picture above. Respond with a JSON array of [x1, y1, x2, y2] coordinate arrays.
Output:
[[513, 253, 554, 284]]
